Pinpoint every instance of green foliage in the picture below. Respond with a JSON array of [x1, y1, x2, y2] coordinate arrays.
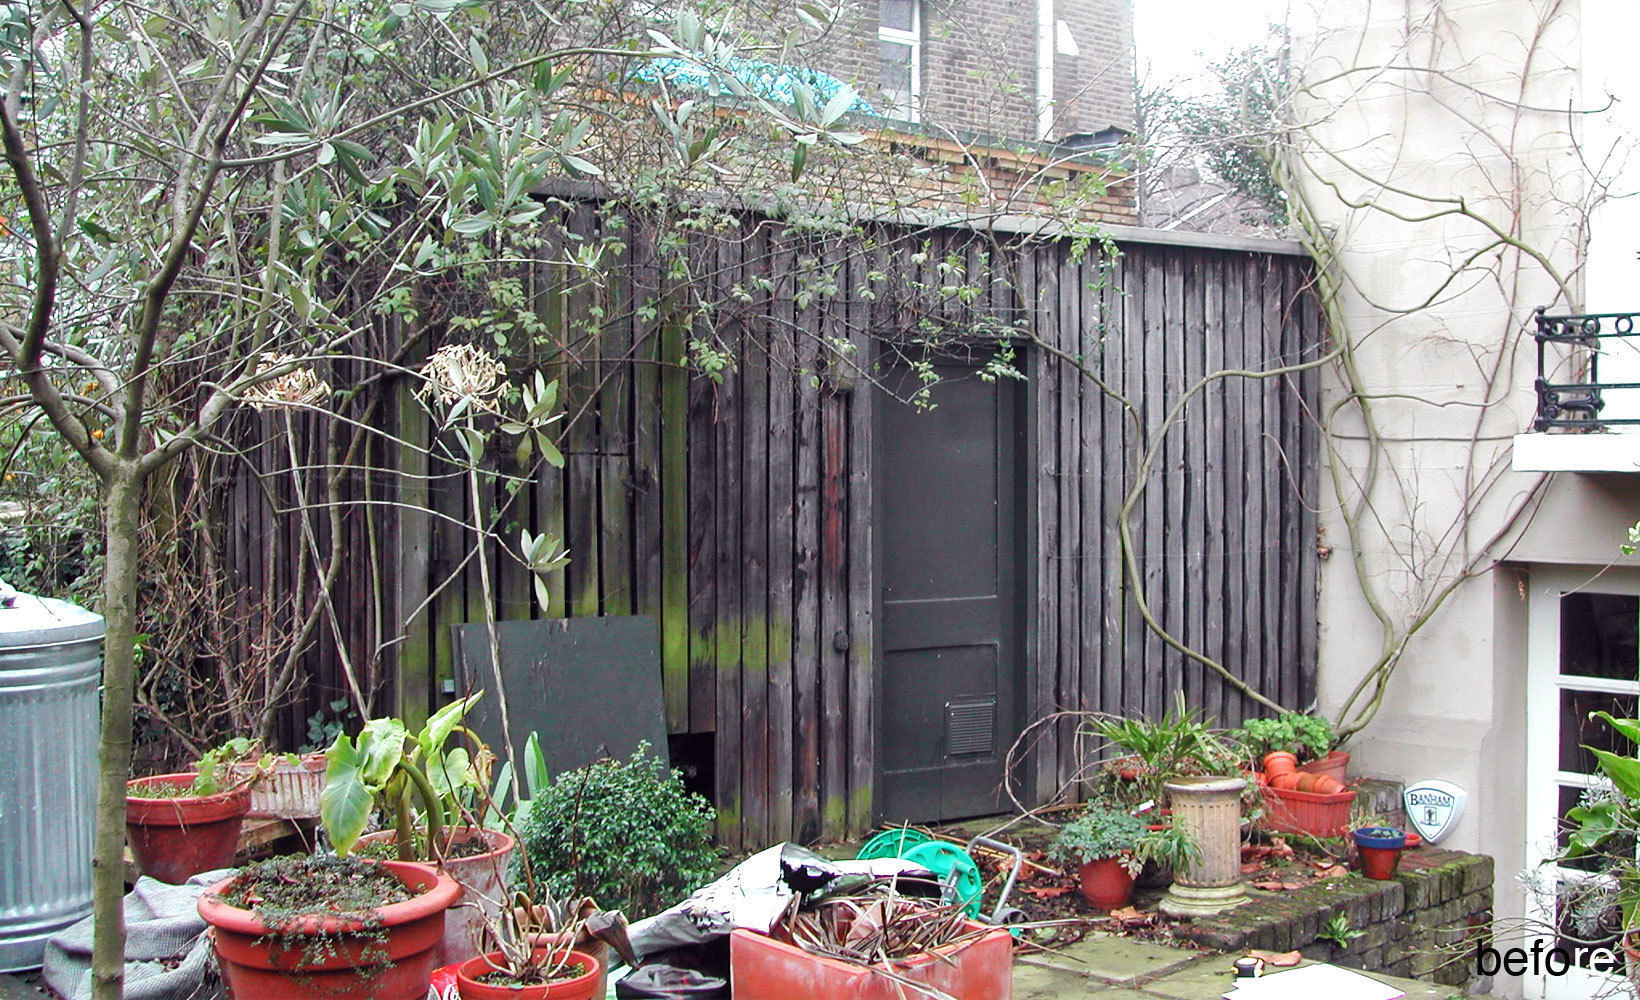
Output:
[[1088, 694, 1242, 805], [188, 738, 268, 796], [1049, 805, 1148, 865], [320, 694, 489, 858], [1317, 912, 1363, 948], [1234, 712, 1336, 764], [1049, 803, 1201, 876], [1560, 712, 1640, 930], [513, 743, 718, 918]]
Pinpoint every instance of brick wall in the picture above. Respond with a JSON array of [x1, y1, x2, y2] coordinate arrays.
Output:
[[1177, 848, 1496, 990], [806, 0, 1135, 140]]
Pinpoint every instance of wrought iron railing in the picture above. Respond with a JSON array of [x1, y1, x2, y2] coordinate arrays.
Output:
[[1534, 308, 1640, 430]]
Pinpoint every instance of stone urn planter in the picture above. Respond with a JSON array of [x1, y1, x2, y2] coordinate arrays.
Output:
[[1159, 776, 1249, 917]]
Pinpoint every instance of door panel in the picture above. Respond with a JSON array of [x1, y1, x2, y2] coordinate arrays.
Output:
[[877, 362, 1024, 823]]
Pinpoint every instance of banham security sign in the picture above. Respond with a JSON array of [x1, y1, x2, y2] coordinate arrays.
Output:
[[1403, 780, 1466, 845]]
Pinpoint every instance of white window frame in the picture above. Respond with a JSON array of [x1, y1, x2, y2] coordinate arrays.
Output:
[[877, 0, 921, 123], [1523, 565, 1640, 1000]]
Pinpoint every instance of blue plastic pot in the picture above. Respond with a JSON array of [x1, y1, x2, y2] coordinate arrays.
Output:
[[1352, 826, 1407, 850]]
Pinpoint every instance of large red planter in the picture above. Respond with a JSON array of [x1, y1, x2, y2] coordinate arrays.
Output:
[[199, 859, 461, 1000], [1076, 857, 1136, 910], [355, 826, 517, 965], [1260, 784, 1356, 838], [455, 949, 601, 1000], [730, 922, 1012, 1000], [1297, 751, 1350, 784], [125, 773, 251, 884]]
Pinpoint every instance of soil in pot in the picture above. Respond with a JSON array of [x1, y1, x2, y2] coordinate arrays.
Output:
[[354, 827, 517, 965], [1076, 857, 1135, 910], [456, 949, 601, 1000], [126, 773, 251, 884], [199, 855, 461, 1000]]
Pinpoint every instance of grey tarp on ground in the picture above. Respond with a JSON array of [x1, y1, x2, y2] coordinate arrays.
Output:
[[41, 870, 232, 1000]]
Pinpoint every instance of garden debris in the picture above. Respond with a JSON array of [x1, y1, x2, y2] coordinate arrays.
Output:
[[1104, 906, 1157, 929], [626, 844, 933, 959], [779, 886, 982, 964]]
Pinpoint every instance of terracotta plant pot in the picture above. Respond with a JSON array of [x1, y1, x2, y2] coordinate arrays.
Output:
[[1076, 856, 1135, 910], [1294, 773, 1321, 793], [199, 859, 461, 1000], [1268, 771, 1303, 791], [1352, 827, 1407, 880], [1262, 752, 1298, 778], [730, 922, 1012, 1000], [125, 773, 252, 884], [455, 949, 601, 1000], [525, 930, 608, 1000], [355, 826, 517, 965], [1297, 750, 1350, 784]]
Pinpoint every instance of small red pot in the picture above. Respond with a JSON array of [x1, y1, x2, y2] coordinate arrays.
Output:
[[126, 773, 252, 884], [1262, 752, 1298, 778], [199, 859, 461, 1000], [455, 949, 601, 1000], [1076, 857, 1135, 910]]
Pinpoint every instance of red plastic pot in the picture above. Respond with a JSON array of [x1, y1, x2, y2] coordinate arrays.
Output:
[[355, 826, 517, 965], [455, 949, 601, 1000], [1297, 750, 1350, 784], [1353, 827, 1407, 880], [730, 922, 1011, 1000], [125, 773, 252, 884], [199, 859, 461, 1000], [1260, 784, 1356, 839], [1076, 856, 1136, 910]]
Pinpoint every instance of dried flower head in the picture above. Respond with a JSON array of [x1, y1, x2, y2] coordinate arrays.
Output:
[[417, 343, 508, 410], [242, 353, 331, 411]]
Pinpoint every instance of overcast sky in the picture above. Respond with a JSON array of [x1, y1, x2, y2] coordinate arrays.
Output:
[[1133, 0, 1293, 92]]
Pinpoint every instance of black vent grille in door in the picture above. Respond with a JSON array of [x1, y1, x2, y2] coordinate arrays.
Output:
[[946, 698, 997, 757]]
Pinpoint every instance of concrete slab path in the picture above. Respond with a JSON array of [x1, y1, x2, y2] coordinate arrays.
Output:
[[1010, 933, 1501, 999]]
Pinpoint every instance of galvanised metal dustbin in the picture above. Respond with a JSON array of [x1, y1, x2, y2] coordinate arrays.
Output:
[[0, 585, 103, 971]]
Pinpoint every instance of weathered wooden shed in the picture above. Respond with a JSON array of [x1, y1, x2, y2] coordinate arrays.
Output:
[[232, 204, 1324, 849]]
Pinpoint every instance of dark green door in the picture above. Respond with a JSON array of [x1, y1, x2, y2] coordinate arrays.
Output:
[[877, 362, 1025, 823]]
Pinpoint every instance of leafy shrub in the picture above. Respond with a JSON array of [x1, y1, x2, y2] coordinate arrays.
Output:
[[1235, 712, 1335, 763], [1048, 805, 1149, 865], [513, 743, 717, 918], [1049, 803, 1202, 876]]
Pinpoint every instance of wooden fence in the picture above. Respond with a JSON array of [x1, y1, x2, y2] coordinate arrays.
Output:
[[219, 203, 1325, 849]]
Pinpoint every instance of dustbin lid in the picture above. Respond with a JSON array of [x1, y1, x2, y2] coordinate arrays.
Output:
[[0, 587, 105, 649]]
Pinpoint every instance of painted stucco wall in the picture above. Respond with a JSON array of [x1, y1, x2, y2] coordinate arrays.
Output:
[[1292, 2, 1639, 994]]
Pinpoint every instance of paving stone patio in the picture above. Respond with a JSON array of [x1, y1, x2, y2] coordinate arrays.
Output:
[[1010, 933, 1500, 999]]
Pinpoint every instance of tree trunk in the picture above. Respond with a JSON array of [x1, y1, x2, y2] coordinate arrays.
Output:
[[91, 466, 142, 1000]]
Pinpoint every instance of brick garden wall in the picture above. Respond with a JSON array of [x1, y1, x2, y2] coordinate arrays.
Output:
[[1178, 848, 1495, 990]]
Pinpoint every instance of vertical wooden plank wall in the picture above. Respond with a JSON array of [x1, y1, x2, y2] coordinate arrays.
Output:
[[230, 209, 1325, 845]]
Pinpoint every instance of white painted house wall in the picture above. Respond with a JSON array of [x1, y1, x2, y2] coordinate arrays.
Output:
[[1293, 2, 1640, 996]]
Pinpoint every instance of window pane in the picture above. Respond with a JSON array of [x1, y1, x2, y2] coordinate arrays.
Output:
[[1559, 688, 1640, 773], [880, 0, 914, 32], [1560, 592, 1639, 679], [880, 39, 912, 101]]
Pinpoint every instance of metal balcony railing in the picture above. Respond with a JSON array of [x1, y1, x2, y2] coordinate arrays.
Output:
[[1534, 308, 1640, 430]]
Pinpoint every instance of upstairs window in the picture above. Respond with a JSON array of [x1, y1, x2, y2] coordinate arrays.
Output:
[[878, 0, 920, 121]]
